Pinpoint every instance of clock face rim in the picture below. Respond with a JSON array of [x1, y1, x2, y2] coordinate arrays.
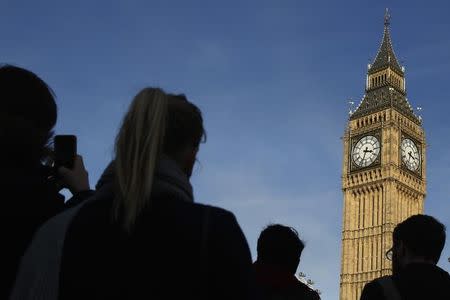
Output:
[[401, 138, 420, 171], [352, 135, 381, 168]]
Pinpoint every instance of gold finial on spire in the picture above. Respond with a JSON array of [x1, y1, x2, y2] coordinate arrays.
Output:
[[384, 8, 391, 27]]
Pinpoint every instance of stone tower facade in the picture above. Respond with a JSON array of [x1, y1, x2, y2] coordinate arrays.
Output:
[[339, 10, 426, 300]]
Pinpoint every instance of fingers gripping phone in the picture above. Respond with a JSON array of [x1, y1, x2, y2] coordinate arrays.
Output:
[[54, 135, 77, 169]]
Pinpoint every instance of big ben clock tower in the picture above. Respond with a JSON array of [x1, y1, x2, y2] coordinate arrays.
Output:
[[339, 10, 426, 300]]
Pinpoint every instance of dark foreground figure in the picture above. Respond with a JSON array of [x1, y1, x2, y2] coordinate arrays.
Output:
[[10, 89, 254, 300], [0, 65, 91, 299], [361, 214, 450, 300], [254, 224, 320, 300]]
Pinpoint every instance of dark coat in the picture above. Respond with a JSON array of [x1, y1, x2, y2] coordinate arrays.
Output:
[[53, 158, 255, 299], [58, 192, 254, 300], [1, 164, 91, 299], [360, 263, 450, 300], [253, 262, 321, 300]]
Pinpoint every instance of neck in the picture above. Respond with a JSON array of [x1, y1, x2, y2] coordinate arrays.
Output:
[[405, 257, 435, 266], [254, 260, 296, 275], [253, 261, 298, 288]]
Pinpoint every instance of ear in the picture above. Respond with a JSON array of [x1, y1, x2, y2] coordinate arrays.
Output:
[[397, 240, 408, 258]]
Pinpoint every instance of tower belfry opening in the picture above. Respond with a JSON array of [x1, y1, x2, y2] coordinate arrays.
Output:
[[339, 10, 426, 300]]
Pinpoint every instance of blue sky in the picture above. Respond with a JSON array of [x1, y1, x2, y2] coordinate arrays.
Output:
[[2, 0, 450, 298]]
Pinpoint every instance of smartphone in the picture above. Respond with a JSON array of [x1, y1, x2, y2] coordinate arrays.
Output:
[[54, 135, 77, 169]]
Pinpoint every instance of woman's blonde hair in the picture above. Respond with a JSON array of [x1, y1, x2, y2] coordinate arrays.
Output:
[[113, 89, 206, 232], [113, 88, 168, 232]]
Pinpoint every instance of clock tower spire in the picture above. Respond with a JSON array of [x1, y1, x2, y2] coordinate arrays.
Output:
[[351, 9, 419, 124], [339, 10, 426, 300]]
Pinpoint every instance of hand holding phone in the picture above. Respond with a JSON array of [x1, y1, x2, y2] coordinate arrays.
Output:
[[53, 135, 90, 194], [54, 135, 77, 169], [57, 155, 90, 194]]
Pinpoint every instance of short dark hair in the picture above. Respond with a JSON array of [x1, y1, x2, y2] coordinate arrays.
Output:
[[0, 65, 57, 164], [393, 214, 446, 263], [0, 65, 57, 131], [257, 224, 305, 273]]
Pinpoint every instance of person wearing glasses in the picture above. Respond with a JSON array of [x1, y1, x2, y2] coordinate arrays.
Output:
[[0, 65, 92, 299], [360, 214, 450, 300]]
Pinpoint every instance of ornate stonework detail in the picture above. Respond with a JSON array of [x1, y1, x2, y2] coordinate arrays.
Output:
[[351, 87, 420, 124]]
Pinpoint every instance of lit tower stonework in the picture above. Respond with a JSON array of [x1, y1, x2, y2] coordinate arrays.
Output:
[[339, 10, 426, 300]]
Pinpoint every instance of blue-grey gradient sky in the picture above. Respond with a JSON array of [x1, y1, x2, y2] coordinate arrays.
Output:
[[2, 0, 449, 298]]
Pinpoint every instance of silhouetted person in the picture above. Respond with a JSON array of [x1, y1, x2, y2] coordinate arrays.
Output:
[[361, 214, 450, 300], [0, 65, 91, 299], [11, 89, 255, 300], [254, 224, 320, 300]]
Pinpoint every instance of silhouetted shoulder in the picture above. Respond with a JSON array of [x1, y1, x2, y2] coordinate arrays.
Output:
[[296, 280, 321, 300], [360, 279, 385, 300], [307, 287, 321, 300], [157, 197, 240, 229], [197, 203, 249, 249], [190, 202, 246, 248], [192, 203, 254, 300], [186, 201, 231, 215], [197, 203, 238, 224], [309, 291, 321, 300]]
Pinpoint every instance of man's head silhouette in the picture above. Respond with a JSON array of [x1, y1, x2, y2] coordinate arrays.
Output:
[[391, 214, 446, 274], [0, 65, 56, 131], [256, 224, 305, 274], [0, 65, 57, 164]]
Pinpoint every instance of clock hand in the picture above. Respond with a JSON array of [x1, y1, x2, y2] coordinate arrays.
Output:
[[361, 151, 367, 164], [408, 151, 417, 163], [363, 146, 373, 153]]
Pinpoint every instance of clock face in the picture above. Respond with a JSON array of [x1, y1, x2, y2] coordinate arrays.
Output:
[[401, 138, 420, 171], [352, 135, 381, 168]]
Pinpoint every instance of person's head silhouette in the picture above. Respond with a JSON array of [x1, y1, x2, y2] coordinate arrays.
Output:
[[256, 224, 305, 274], [113, 88, 206, 232], [389, 214, 446, 274], [0, 65, 57, 165], [164, 93, 206, 177]]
